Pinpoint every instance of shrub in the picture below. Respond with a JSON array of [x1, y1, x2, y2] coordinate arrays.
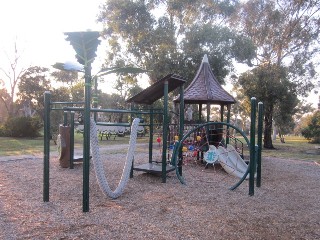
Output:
[[0, 125, 7, 136], [2, 116, 43, 138], [301, 110, 320, 143]]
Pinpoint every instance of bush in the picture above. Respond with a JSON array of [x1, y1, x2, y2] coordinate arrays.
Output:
[[2, 116, 43, 138], [301, 110, 320, 143], [0, 125, 6, 137]]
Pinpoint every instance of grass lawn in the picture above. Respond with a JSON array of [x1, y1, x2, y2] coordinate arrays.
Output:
[[0, 134, 319, 163], [0, 137, 45, 156], [0, 133, 150, 157], [262, 136, 320, 162]]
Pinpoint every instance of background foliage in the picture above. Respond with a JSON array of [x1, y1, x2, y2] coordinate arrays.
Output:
[[301, 111, 320, 143], [0, 116, 43, 138], [0, 0, 319, 145]]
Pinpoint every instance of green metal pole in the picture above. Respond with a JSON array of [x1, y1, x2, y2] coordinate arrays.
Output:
[[257, 102, 264, 187], [130, 103, 134, 178], [162, 80, 169, 183], [199, 104, 202, 123], [83, 64, 92, 212], [93, 76, 98, 122], [130, 102, 134, 124], [149, 106, 154, 164], [226, 104, 231, 145], [249, 97, 257, 196], [206, 103, 210, 146], [178, 85, 184, 175], [220, 104, 225, 147], [179, 86, 184, 143], [220, 105, 224, 122], [63, 110, 68, 126], [43, 91, 51, 202], [70, 111, 75, 169]]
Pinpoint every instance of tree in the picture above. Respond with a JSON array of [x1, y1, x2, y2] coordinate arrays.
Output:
[[293, 101, 315, 135], [238, 64, 301, 147], [0, 80, 10, 121], [17, 66, 51, 118], [273, 92, 299, 142], [235, 0, 320, 148], [51, 69, 79, 86], [70, 82, 85, 102], [98, 0, 256, 85], [0, 42, 27, 117], [50, 65, 85, 102], [229, 86, 251, 133]]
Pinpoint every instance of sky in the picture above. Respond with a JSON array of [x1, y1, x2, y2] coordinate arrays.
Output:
[[0, 0, 318, 108], [0, 0, 106, 75]]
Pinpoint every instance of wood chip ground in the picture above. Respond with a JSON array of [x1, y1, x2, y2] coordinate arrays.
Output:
[[0, 144, 319, 239]]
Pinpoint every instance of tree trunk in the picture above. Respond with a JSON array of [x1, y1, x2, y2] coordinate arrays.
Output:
[[263, 105, 275, 149]]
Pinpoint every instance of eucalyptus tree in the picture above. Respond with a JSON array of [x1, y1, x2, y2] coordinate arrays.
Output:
[[51, 69, 79, 86], [229, 85, 251, 133], [70, 81, 85, 102], [97, 0, 256, 85], [272, 90, 299, 141], [234, 0, 320, 148], [17, 66, 51, 117]]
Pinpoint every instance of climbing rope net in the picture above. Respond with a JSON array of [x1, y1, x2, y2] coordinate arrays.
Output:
[[90, 118, 140, 199]]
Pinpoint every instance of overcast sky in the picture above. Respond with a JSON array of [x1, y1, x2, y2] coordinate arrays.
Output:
[[0, 0, 105, 69]]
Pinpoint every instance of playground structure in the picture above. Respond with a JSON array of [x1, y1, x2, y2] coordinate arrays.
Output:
[[126, 74, 187, 183], [44, 31, 161, 212], [43, 81, 263, 212], [171, 98, 263, 193], [42, 73, 187, 212], [127, 54, 264, 192], [127, 93, 263, 192], [44, 92, 263, 213], [43, 31, 264, 212]]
